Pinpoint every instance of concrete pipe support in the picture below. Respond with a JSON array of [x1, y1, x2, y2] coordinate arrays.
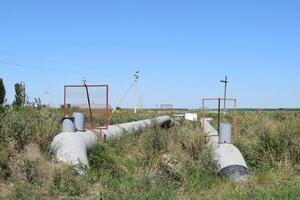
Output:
[[201, 118, 250, 182]]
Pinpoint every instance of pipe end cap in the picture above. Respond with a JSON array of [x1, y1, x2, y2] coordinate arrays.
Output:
[[219, 165, 250, 183]]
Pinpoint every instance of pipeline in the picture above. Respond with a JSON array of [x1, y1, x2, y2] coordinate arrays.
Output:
[[102, 116, 171, 139], [202, 118, 250, 182], [51, 116, 171, 168]]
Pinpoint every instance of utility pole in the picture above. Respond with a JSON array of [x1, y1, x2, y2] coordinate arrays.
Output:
[[134, 71, 139, 114], [220, 76, 228, 115]]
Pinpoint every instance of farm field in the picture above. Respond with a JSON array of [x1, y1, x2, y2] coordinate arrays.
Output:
[[0, 107, 299, 199]]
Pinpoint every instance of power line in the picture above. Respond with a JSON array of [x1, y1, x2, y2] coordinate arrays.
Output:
[[0, 50, 135, 80], [0, 60, 62, 72], [0, 59, 127, 77], [0, 60, 94, 79], [0, 51, 125, 75], [0, 51, 108, 74], [0, 51, 62, 65], [0, 60, 94, 78]]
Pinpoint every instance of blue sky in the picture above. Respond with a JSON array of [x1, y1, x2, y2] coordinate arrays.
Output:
[[1, 0, 300, 108]]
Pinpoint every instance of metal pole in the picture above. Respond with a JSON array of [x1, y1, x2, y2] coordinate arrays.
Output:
[[220, 76, 228, 115], [134, 79, 137, 114], [217, 98, 221, 136], [106, 85, 109, 129], [64, 85, 67, 116], [224, 76, 227, 114], [134, 71, 139, 114], [84, 83, 94, 127]]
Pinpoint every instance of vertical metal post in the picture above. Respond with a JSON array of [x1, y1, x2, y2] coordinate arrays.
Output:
[[220, 76, 228, 115], [64, 85, 67, 116], [217, 98, 221, 136], [134, 79, 137, 114], [224, 77, 227, 114], [133, 71, 139, 114], [106, 85, 109, 129], [84, 84, 94, 127]]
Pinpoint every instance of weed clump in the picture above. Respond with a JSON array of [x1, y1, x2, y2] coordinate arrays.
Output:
[[236, 112, 300, 169], [88, 143, 125, 182], [49, 166, 88, 197]]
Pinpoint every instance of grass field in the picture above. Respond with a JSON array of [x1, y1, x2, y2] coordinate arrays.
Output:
[[0, 107, 299, 199]]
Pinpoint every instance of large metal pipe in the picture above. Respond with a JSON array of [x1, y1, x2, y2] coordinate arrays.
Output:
[[102, 116, 171, 138], [202, 118, 250, 182], [51, 116, 171, 168]]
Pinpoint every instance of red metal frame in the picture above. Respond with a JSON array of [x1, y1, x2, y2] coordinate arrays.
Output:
[[64, 84, 109, 132]]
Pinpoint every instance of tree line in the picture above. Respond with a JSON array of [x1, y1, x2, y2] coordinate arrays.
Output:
[[0, 78, 26, 107]]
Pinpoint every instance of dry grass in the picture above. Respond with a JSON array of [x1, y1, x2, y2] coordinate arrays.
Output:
[[0, 108, 299, 199]]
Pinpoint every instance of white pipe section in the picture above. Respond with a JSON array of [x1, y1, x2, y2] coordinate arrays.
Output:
[[51, 130, 97, 168], [202, 118, 250, 182], [102, 116, 171, 139], [51, 116, 171, 168]]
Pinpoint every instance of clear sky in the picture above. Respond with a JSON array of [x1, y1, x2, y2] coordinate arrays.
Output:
[[1, 0, 300, 108]]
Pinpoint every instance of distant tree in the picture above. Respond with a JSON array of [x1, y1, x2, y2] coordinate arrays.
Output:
[[0, 78, 5, 106], [13, 82, 26, 106]]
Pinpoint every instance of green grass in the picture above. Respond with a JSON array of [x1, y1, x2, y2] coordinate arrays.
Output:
[[0, 107, 299, 199]]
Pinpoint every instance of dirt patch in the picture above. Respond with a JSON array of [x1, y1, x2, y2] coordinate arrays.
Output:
[[24, 143, 55, 181]]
